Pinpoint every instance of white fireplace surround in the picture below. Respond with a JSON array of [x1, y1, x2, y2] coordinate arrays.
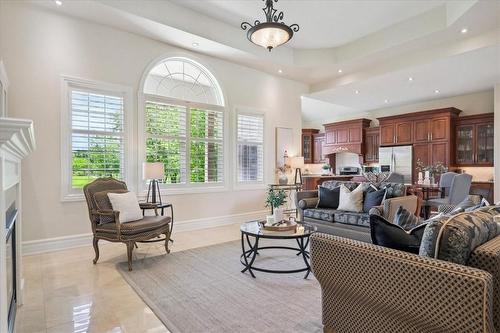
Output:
[[0, 117, 36, 333]]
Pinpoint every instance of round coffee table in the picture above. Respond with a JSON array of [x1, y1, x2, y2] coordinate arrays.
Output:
[[240, 221, 316, 279]]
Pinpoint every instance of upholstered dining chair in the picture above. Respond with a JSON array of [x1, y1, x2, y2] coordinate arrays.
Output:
[[83, 177, 171, 271], [427, 173, 472, 209], [437, 171, 458, 197]]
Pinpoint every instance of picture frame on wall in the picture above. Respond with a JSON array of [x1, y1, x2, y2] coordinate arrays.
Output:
[[275, 127, 293, 168]]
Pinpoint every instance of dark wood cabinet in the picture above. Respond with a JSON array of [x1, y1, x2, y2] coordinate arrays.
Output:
[[470, 181, 494, 204], [395, 121, 413, 144], [323, 119, 371, 155], [364, 127, 379, 163], [414, 119, 430, 143], [456, 113, 494, 166], [430, 117, 449, 141], [380, 122, 395, 145], [313, 133, 325, 164], [301, 129, 319, 164]]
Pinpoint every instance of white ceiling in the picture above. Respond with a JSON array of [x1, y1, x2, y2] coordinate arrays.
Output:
[[32, 0, 500, 123], [171, 0, 447, 49]]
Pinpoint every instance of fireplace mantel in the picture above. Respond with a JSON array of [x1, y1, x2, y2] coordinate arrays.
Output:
[[0, 117, 36, 159], [0, 116, 35, 333]]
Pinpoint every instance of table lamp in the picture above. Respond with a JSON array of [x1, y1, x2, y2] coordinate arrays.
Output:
[[143, 162, 164, 204], [290, 156, 304, 185]]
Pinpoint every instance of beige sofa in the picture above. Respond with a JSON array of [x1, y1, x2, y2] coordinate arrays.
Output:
[[311, 233, 499, 332]]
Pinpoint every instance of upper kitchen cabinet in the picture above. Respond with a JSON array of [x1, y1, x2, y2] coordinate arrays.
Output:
[[364, 127, 380, 163], [456, 113, 494, 166], [302, 129, 319, 164], [313, 133, 325, 164], [323, 119, 371, 155], [378, 108, 461, 146]]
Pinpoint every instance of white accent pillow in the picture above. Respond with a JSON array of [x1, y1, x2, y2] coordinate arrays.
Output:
[[337, 184, 364, 213], [107, 192, 142, 223]]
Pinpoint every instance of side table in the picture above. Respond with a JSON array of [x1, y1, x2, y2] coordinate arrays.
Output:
[[139, 202, 174, 243]]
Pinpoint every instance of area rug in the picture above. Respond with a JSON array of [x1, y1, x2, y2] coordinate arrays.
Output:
[[117, 239, 322, 333]]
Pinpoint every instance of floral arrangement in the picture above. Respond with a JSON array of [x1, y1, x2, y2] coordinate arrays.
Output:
[[415, 159, 448, 175], [265, 189, 287, 209], [275, 164, 291, 174], [322, 164, 331, 170]]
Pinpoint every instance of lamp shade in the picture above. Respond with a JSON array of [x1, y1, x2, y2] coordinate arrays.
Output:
[[143, 162, 164, 180], [289, 156, 304, 169]]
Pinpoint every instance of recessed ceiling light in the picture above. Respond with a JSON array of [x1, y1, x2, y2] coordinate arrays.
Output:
[[192, 42, 199, 47], [355, 90, 359, 94], [278, 69, 283, 74], [54, 0, 62, 5], [434, 89, 440, 94], [337, 69, 343, 73], [408, 77, 414, 82], [384, 99, 389, 103], [460, 28, 468, 34]]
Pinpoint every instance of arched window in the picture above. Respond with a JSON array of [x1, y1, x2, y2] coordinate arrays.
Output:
[[142, 57, 225, 186]]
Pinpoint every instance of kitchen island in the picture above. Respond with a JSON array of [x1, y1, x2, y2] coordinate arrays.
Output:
[[302, 174, 355, 191]]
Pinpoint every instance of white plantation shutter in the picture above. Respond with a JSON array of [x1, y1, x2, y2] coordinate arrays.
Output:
[[145, 101, 187, 184], [237, 114, 264, 182], [70, 88, 125, 188]]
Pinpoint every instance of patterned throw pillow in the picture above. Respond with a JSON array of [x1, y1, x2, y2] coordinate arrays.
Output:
[[337, 184, 364, 213], [394, 206, 421, 231], [419, 209, 499, 265]]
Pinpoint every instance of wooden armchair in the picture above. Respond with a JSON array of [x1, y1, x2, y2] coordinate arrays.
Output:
[[83, 177, 171, 271]]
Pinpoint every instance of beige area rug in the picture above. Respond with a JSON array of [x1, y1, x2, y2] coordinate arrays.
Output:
[[117, 239, 323, 333]]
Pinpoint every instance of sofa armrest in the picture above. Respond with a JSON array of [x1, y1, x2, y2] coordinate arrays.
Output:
[[368, 205, 383, 217], [295, 190, 318, 221], [310, 233, 495, 333], [381, 195, 418, 222]]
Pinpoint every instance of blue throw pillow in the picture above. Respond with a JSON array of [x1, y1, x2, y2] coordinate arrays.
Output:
[[363, 189, 386, 213], [316, 186, 340, 209], [394, 206, 421, 230]]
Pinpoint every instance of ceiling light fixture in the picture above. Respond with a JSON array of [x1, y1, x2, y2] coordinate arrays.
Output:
[[461, 28, 468, 34], [54, 0, 62, 5], [355, 90, 359, 94], [384, 99, 389, 103], [434, 89, 440, 94], [241, 0, 299, 52], [408, 77, 413, 82], [278, 69, 283, 74], [192, 42, 199, 47], [338, 69, 343, 73]]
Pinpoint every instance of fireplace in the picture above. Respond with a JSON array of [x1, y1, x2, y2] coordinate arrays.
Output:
[[6, 204, 17, 333]]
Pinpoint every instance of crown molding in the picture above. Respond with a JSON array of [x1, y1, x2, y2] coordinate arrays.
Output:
[[0, 118, 36, 160]]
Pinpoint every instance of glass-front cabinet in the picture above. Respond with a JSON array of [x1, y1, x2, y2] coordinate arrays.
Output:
[[302, 129, 319, 164], [455, 113, 494, 166]]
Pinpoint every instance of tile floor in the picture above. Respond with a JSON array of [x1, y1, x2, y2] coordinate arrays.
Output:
[[16, 223, 242, 333]]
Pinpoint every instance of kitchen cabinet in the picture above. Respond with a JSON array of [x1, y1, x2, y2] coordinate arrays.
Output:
[[456, 113, 494, 166], [412, 142, 449, 183], [323, 119, 371, 156], [364, 127, 379, 163], [302, 129, 319, 164], [313, 133, 325, 164], [413, 117, 450, 144], [380, 122, 396, 145]]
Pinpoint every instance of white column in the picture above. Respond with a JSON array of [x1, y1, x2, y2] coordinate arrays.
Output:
[[494, 84, 500, 203]]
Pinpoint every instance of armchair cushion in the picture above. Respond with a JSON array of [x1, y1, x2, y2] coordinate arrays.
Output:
[[94, 189, 128, 224], [380, 195, 418, 223], [107, 192, 143, 223], [96, 215, 171, 235], [370, 214, 427, 254]]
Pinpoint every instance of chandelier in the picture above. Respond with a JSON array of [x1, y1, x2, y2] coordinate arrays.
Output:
[[241, 0, 299, 52]]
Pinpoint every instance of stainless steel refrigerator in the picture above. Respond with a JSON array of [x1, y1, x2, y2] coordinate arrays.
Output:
[[378, 145, 413, 184]]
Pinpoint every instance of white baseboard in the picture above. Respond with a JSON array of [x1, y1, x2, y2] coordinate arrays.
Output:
[[22, 209, 267, 256]]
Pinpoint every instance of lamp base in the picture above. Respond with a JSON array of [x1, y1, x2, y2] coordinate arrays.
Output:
[[294, 168, 302, 185], [146, 179, 162, 204]]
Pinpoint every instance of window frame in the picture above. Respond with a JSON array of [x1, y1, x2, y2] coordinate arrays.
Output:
[[233, 107, 267, 191], [60, 76, 134, 202], [138, 93, 229, 195]]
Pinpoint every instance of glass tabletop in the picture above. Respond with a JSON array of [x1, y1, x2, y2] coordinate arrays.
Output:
[[240, 221, 316, 239]]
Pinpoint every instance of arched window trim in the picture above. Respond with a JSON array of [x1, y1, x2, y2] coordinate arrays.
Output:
[[138, 55, 229, 195]]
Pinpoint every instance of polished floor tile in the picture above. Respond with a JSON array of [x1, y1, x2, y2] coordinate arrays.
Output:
[[16, 223, 241, 333]]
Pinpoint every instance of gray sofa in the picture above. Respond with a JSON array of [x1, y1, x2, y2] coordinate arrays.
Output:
[[296, 181, 417, 242]]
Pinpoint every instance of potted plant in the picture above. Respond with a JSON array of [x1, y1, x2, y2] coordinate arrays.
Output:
[[275, 164, 291, 185], [265, 189, 287, 223], [321, 163, 331, 175]]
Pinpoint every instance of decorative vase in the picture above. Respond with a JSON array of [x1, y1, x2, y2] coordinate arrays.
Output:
[[321, 168, 330, 176], [273, 207, 284, 223], [417, 172, 423, 185], [278, 174, 288, 185]]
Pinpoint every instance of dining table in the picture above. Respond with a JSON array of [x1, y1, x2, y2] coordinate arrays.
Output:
[[410, 183, 442, 219]]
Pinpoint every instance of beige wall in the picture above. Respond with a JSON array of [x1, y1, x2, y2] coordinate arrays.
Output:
[[0, 2, 307, 242], [304, 89, 494, 129]]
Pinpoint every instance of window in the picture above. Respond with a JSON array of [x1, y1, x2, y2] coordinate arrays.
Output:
[[61, 77, 132, 200], [142, 57, 225, 189], [237, 113, 264, 183]]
